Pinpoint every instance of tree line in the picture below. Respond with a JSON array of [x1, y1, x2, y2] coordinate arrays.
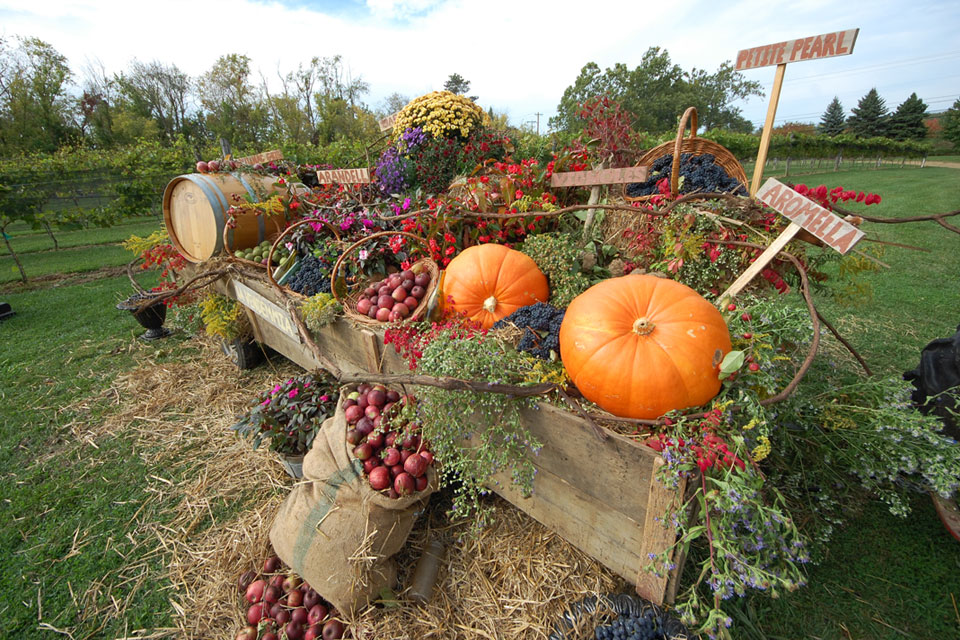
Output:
[[818, 89, 932, 141]]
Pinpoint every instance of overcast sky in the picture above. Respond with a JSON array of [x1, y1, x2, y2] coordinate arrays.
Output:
[[2, 0, 958, 133]]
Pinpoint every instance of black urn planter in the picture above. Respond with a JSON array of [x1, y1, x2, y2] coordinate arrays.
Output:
[[117, 293, 171, 340]]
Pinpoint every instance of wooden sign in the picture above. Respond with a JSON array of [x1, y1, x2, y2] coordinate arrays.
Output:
[[378, 112, 399, 132], [756, 179, 864, 254], [316, 168, 372, 185], [234, 281, 300, 341], [718, 180, 864, 305], [735, 29, 859, 70], [551, 166, 649, 188], [235, 149, 284, 166]]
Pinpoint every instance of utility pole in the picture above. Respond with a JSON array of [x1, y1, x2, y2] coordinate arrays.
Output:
[[534, 112, 542, 135]]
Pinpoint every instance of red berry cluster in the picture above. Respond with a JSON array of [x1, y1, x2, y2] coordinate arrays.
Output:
[[647, 408, 747, 474], [384, 318, 484, 371], [345, 384, 436, 498], [793, 183, 881, 210], [237, 555, 344, 640]]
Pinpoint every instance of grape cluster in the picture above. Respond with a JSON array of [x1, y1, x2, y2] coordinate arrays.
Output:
[[288, 254, 333, 296], [626, 153, 746, 197], [493, 302, 565, 360], [594, 610, 665, 640]]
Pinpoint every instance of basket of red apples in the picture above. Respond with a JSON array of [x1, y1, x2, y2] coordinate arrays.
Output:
[[346, 382, 437, 497], [236, 554, 348, 640], [331, 231, 439, 325]]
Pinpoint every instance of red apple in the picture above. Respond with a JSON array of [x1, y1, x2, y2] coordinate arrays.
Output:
[[370, 464, 392, 490], [393, 302, 410, 318], [401, 269, 415, 281], [389, 463, 404, 478], [291, 607, 309, 625], [366, 431, 384, 448], [247, 602, 267, 624], [386, 390, 401, 403], [322, 619, 345, 639], [366, 305, 378, 319], [285, 622, 305, 640], [236, 626, 258, 640], [353, 443, 373, 461], [415, 273, 431, 287], [404, 453, 427, 478], [394, 472, 415, 496], [420, 450, 434, 465], [356, 298, 372, 315], [411, 285, 426, 299], [377, 295, 394, 310], [287, 589, 303, 607], [275, 608, 291, 625], [304, 625, 322, 640], [404, 296, 419, 310], [416, 475, 428, 492], [344, 405, 364, 425], [196, 161, 209, 173], [376, 308, 391, 322], [391, 286, 407, 302], [246, 579, 267, 603], [208, 159, 221, 172], [265, 584, 282, 604], [302, 589, 320, 609], [362, 458, 379, 474]]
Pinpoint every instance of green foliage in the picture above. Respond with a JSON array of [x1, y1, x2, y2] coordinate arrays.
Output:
[[701, 129, 929, 161], [414, 329, 542, 525], [519, 232, 591, 307], [198, 293, 248, 341], [299, 292, 341, 332], [818, 97, 846, 136], [887, 92, 929, 141], [846, 88, 889, 138], [550, 48, 762, 134], [941, 97, 960, 149], [232, 373, 338, 455]]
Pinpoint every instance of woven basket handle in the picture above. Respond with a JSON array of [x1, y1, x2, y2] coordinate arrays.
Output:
[[670, 107, 698, 196], [330, 231, 428, 308], [265, 218, 342, 290]]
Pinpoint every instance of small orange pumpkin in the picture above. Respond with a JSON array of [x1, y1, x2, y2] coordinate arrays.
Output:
[[442, 244, 549, 329], [559, 275, 731, 419]]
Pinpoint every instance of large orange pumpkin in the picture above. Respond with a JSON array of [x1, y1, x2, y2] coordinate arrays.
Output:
[[442, 244, 549, 329], [559, 275, 731, 419]]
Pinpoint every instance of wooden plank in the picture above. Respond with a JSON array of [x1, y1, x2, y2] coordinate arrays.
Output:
[[378, 112, 398, 132], [756, 178, 865, 254], [718, 222, 802, 305], [636, 456, 685, 603], [518, 403, 657, 517], [360, 329, 382, 373], [749, 62, 786, 197], [486, 458, 649, 586], [551, 166, 649, 188], [233, 281, 300, 341], [316, 168, 372, 185], [735, 29, 859, 70]]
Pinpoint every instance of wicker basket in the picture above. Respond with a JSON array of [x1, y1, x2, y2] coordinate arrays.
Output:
[[625, 107, 748, 203], [331, 231, 440, 326], [263, 218, 343, 294]]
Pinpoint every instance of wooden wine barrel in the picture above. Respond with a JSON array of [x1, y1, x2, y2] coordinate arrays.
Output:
[[162, 172, 290, 263]]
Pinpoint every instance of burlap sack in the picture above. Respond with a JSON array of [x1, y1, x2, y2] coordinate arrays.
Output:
[[270, 387, 435, 614]]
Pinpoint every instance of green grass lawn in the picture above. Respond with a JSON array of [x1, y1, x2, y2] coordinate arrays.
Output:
[[1, 216, 161, 255], [0, 168, 958, 639]]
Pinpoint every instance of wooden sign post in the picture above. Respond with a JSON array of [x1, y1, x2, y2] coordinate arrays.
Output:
[[550, 166, 649, 188], [718, 178, 865, 304], [737, 29, 859, 196], [378, 112, 399, 132]]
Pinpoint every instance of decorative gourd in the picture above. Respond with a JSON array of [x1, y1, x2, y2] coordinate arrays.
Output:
[[442, 244, 549, 330], [559, 275, 731, 419]]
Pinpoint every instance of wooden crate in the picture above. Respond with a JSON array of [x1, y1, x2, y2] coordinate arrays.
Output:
[[215, 272, 685, 604]]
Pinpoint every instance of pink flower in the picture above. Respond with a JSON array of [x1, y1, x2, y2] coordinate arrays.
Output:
[[260, 398, 271, 407], [272, 385, 281, 394], [288, 388, 299, 400], [320, 394, 330, 402]]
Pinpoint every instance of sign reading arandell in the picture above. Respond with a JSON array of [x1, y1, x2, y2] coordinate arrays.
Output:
[[736, 29, 859, 70], [316, 168, 372, 185], [756, 178, 864, 254]]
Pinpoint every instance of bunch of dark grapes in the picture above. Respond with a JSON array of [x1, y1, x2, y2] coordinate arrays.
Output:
[[594, 610, 666, 640], [288, 254, 333, 296], [626, 153, 746, 197], [492, 302, 565, 360]]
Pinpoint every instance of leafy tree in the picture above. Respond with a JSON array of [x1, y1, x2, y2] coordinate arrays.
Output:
[[819, 97, 845, 136], [197, 54, 266, 151], [550, 48, 761, 134], [887, 92, 928, 141], [117, 60, 194, 144], [0, 36, 77, 154], [941, 97, 960, 149], [377, 92, 410, 117], [443, 73, 477, 101], [846, 88, 888, 138]]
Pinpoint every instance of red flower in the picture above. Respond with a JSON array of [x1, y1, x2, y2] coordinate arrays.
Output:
[[444, 245, 456, 256]]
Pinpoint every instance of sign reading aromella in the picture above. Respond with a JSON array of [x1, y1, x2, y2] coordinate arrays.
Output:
[[736, 29, 858, 70], [756, 178, 864, 254], [378, 112, 399, 132], [315, 168, 372, 185]]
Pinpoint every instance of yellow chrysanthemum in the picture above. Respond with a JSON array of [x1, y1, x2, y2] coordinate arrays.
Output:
[[393, 90, 485, 140]]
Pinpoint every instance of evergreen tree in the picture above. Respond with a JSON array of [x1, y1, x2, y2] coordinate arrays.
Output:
[[887, 92, 928, 140], [818, 97, 845, 136], [443, 73, 477, 102], [941, 97, 960, 149], [846, 88, 889, 138]]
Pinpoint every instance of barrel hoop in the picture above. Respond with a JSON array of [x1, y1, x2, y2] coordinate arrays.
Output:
[[185, 174, 230, 255], [231, 172, 266, 240]]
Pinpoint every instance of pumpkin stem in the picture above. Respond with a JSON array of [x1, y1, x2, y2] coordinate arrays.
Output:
[[632, 317, 655, 336], [483, 295, 498, 313]]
